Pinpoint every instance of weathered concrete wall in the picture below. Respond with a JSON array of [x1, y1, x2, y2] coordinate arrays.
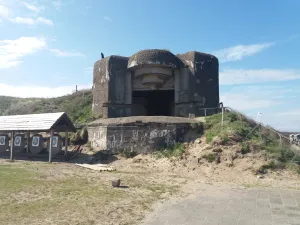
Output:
[[93, 56, 130, 118], [132, 66, 175, 91], [88, 123, 190, 154], [87, 126, 107, 150], [176, 51, 219, 117], [128, 49, 181, 69]]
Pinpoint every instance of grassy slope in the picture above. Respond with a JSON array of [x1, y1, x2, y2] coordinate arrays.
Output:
[[0, 90, 96, 125], [204, 112, 300, 172]]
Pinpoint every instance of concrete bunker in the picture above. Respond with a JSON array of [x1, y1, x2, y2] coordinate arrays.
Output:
[[93, 49, 219, 118]]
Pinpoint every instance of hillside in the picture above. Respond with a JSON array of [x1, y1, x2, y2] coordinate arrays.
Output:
[[0, 89, 96, 125]]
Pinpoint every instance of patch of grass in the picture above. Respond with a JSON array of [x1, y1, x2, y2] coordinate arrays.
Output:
[[205, 131, 216, 143], [0, 162, 179, 225], [153, 143, 185, 159], [221, 136, 229, 145], [202, 153, 216, 163], [204, 112, 253, 144], [204, 111, 300, 175], [241, 142, 250, 154]]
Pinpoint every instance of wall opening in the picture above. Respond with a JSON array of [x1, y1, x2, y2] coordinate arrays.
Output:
[[132, 90, 174, 116]]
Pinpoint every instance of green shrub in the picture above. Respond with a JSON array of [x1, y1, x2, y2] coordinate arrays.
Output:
[[228, 112, 238, 122], [241, 142, 250, 154], [153, 143, 185, 158], [278, 148, 295, 163], [202, 153, 216, 163], [221, 136, 229, 145]]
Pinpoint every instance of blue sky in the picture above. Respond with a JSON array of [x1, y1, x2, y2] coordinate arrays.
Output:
[[0, 0, 300, 131]]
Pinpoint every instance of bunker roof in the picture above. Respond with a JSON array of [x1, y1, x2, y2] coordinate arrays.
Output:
[[128, 49, 181, 69], [0, 112, 76, 132]]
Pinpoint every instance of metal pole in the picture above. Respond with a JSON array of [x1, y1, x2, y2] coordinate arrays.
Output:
[[65, 131, 68, 155], [10, 131, 14, 160], [49, 130, 53, 163], [204, 108, 207, 118], [221, 107, 224, 127], [26, 131, 30, 154]]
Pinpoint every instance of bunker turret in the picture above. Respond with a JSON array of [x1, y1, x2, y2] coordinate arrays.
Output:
[[93, 49, 219, 118]]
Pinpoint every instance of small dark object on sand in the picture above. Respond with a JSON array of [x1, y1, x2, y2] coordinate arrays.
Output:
[[112, 179, 120, 187]]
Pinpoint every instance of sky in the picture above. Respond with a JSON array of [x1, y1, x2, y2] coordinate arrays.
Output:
[[0, 0, 300, 132]]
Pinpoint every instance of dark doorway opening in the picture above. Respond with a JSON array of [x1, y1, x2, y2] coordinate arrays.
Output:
[[132, 90, 174, 116]]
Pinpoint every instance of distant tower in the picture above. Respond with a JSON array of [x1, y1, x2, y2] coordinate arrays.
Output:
[[101, 53, 104, 59]]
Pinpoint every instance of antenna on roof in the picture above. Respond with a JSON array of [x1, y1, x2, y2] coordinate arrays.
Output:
[[101, 53, 104, 59]]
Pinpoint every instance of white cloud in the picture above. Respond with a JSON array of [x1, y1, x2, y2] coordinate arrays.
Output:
[[11, 16, 53, 25], [22, 2, 44, 13], [214, 42, 274, 62], [0, 4, 11, 18], [49, 48, 85, 57], [104, 16, 112, 22], [220, 69, 300, 85], [0, 2, 52, 26], [0, 37, 46, 69], [0, 83, 92, 98], [36, 17, 53, 25]]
